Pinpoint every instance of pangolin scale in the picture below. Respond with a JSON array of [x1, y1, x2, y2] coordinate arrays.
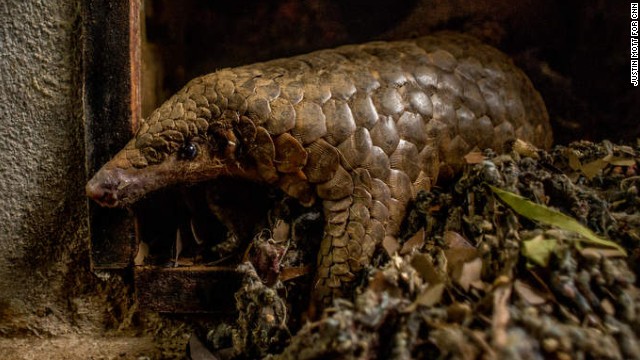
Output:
[[86, 32, 551, 310]]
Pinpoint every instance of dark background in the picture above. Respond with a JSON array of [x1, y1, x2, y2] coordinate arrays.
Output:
[[142, 0, 640, 145]]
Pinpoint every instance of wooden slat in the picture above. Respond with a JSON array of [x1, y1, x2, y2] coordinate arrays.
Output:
[[83, 0, 141, 269]]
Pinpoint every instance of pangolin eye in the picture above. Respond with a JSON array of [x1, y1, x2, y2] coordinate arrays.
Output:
[[178, 142, 198, 160]]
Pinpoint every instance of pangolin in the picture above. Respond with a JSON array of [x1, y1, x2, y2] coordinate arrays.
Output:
[[86, 32, 552, 310]]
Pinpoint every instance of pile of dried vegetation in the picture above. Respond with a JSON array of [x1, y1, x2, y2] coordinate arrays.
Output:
[[188, 139, 640, 360]]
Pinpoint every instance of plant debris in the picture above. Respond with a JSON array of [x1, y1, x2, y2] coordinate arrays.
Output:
[[191, 139, 640, 360]]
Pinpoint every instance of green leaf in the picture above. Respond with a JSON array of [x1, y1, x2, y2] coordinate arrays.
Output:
[[522, 235, 557, 267], [488, 185, 627, 255]]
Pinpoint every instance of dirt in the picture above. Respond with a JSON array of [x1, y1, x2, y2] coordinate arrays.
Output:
[[0, 335, 166, 360]]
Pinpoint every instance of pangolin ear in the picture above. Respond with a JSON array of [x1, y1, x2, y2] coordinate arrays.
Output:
[[232, 115, 257, 158], [207, 121, 229, 155]]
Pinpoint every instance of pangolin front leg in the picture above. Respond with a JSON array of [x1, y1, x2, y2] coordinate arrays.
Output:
[[86, 32, 552, 313], [314, 167, 386, 308]]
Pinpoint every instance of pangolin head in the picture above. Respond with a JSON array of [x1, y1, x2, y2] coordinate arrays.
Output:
[[86, 75, 255, 208]]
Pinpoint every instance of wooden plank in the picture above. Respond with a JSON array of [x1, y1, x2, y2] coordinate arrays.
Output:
[[83, 0, 141, 269], [134, 266, 242, 314]]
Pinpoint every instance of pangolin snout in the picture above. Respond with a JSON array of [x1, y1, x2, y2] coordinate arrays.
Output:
[[86, 170, 122, 207]]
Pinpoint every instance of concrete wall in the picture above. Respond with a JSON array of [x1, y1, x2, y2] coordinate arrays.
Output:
[[0, 0, 100, 335]]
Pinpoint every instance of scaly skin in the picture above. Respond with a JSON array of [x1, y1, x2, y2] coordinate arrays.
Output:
[[86, 32, 551, 311]]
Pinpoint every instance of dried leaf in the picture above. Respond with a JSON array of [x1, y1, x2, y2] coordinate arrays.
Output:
[[565, 149, 582, 171], [446, 302, 472, 324], [580, 247, 627, 259], [522, 234, 557, 267], [411, 253, 444, 284], [488, 185, 627, 255], [470, 279, 486, 291], [401, 228, 425, 255], [492, 281, 512, 348], [134, 241, 149, 266], [564, 151, 635, 179], [190, 219, 204, 245], [444, 230, 474, 249], [404, 282, 445, 312], [369, 271, 391, 293], [580, 158, 608, 180], [279, 265, 311, 281], [272, 219, 290, 243], [444, 231, 477, 266], [454, 258, 483, 291], [383, 235, 400, 256], [608, 157, 636, 166], [415, 283, 445, 307], [514, 279, 547, 305], [464, 151, 485, 164], [513, 138, 539, 159], [174, 228, 183, 267]]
